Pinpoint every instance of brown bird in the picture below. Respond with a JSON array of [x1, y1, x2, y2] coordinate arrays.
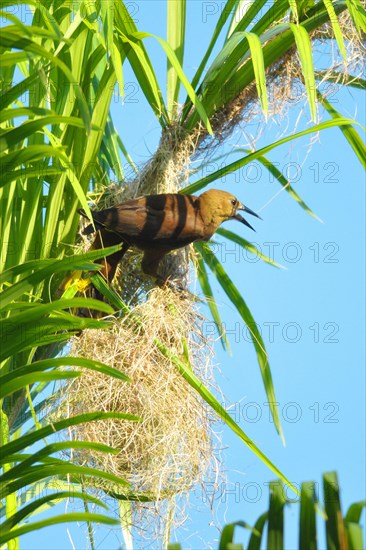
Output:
[[77, 189, 260, 304]]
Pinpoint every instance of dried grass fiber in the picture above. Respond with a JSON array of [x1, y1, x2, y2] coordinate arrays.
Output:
[[64, 287, 216, 501]]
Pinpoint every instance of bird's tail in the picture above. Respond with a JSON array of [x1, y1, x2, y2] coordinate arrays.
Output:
[[78, 208, 89, 219], [78, 208, 95, 236]]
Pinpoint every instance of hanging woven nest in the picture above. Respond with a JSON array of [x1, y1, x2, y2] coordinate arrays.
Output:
[[62, 286, 217, 502]]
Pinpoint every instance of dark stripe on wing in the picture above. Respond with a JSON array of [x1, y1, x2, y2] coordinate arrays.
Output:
[[139, 195, 167, 239], [170, 194, 188, 240]]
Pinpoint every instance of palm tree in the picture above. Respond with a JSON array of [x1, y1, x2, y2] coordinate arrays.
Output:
[[172, 472, 365, 550], [0, 0, 364, 545]]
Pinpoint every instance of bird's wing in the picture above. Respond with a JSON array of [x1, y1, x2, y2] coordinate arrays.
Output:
[[90, 196, 167, 238], [153, 194, 205, 244], [89, 194, 205, 246]]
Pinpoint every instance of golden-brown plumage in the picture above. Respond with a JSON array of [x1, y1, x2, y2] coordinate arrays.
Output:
[[77, 189, 260, 307]]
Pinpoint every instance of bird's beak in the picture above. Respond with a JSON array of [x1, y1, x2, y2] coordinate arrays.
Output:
[[234, 203, 262, 231]]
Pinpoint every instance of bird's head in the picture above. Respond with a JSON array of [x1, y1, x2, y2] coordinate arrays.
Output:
[[198, 189, 261, 231]]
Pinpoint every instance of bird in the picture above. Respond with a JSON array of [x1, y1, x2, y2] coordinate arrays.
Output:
[[74, 189, 260, 312]]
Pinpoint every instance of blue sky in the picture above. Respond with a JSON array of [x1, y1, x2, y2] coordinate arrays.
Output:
[[17, 1, 365, 548]]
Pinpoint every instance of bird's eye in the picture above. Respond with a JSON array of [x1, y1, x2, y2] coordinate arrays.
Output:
[[231, 198, 237, 206]]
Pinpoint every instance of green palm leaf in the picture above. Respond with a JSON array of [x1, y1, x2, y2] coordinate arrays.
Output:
[[184, 118, 362, 195], [196, 242, 284, 442]]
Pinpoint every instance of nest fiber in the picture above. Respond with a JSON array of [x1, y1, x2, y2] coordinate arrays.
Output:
[[65, 287, 214, 500]]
